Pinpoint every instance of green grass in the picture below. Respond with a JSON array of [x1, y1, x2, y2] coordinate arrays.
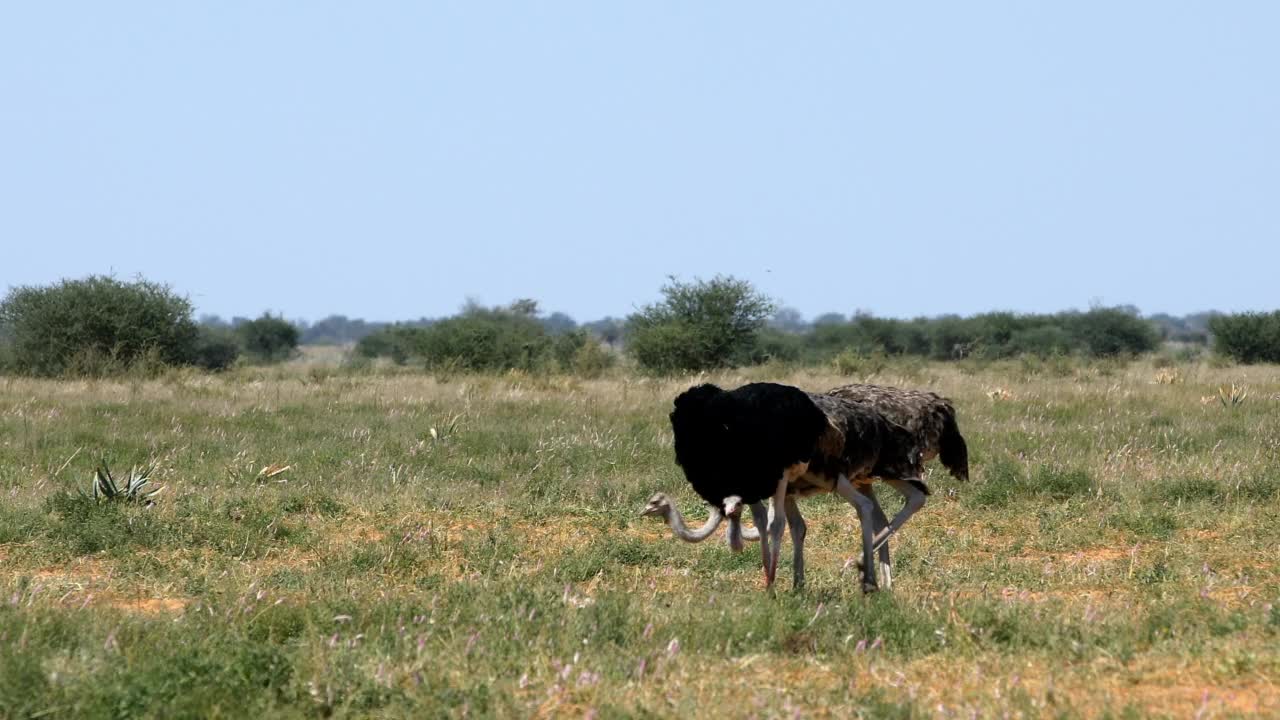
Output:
[[0, 359, 1278, 718]]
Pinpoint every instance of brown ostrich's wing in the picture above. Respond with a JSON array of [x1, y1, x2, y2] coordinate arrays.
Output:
[[826, 384, 924, 420], [826, 383, 958, 461], [806, 393, 883, 481], [818, 415, 845, 459], [802, 393, 848, 457]]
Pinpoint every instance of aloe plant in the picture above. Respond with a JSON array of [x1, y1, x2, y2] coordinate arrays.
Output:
[[1217, 383, 1248, 407], [90, 460, 164, 505]]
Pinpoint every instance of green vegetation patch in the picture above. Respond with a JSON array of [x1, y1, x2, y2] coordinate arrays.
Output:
[[968, 459, 1094, 509]]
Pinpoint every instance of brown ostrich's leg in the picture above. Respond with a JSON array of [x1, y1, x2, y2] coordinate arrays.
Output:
[[835, 475, 879, 593], [869, 479, 927, 555], [859, 485, 893, 589]]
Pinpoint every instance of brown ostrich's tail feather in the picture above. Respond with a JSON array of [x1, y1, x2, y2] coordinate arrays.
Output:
[[938, 409, 969, 482]]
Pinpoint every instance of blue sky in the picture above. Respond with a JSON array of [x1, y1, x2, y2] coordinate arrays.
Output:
[[2, 3, 1276, 322]]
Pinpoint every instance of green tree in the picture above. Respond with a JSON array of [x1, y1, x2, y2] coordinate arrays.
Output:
[[626, 276, 774, 372], [1209, 312, 1280, 363], [415, 304, 549, 371], [0, 275, 198, 377], [356, 301, 567, 372], [193, 325, 241, 371], [236, 313, 300, 364], [1066, 308, 1160, 357], [768, 307, 809, 334], [583, 317, 625, 346], [541, 311, 578, 335], [355, 326, 416, 364]]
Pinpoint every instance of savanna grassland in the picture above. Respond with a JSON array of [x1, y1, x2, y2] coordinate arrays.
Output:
[[1, 357, 1278, 719]]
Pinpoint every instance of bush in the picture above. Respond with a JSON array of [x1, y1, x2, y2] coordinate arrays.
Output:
[[550, 330, 589, 370], [236, 313, 300, 364], [569, 340, 616, 378], [414, 304, 551, 371], [1008, 325, 1073, 357], [831, 349, 888, 376], [0, 275, 198, 377], [621, 321, 704, 373], [1209, 312, 1280, 364], [355, 326, 416, 364], [1066, 308, 1160, 357], [928, 315, 979, 359], [769, 306, 1161, 364], [625, 276, 773, 372], [756, 329, 805, 363], [354, 301, 606, 374], [194, 326, 241, 371], [299, 314, 387, 345], [0, 336, 13, 374]]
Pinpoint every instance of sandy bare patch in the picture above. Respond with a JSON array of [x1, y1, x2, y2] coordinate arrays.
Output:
[[28, 558, 114, 588], [1013, 545, 1133, 565], [108, 596, 189, 614], [326, 524, 387, 544], [997, 587, 1123, 604], [249, 549, 320, 573], [1204, 585, 1266, 609], [886, 653, 1280, 718], [1105, 670, 1278, 718]]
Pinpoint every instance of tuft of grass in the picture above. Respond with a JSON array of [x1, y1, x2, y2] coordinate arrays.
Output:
[[1109, 508, 1180, 540], [459, 526, 519, 574], [1034, 465, 1093, 500], [42, 491, 164, 555], [968, 459, 1093, 508], [1144, 476, 1220, 504], [606, 536, 666, 568], [278, 490, 344, 517], [1135, 558, 1175, 585], [1234, 474, 1280, 501]]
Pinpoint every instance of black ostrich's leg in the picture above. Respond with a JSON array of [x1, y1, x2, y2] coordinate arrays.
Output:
[[748, 502, 771, 588], [784, 497, 807, 590], [763, 476, 788, 589]]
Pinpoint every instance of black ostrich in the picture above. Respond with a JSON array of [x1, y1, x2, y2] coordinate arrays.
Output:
[[644, 381, 970, 589], [638, 491, 732, 543], [655, 382, 928, 592]]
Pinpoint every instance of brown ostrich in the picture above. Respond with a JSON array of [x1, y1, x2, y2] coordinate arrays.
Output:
[[820, 382, 969, 586]]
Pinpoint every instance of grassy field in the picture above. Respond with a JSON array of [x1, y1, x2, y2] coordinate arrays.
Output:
[[1, 358, 1277, 718]]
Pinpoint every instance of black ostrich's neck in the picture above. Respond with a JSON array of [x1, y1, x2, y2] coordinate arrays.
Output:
[[663, 502, 723, 542]]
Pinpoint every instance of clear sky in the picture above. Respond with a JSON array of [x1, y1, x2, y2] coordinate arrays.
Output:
[[2, 3, 1277, 323]]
